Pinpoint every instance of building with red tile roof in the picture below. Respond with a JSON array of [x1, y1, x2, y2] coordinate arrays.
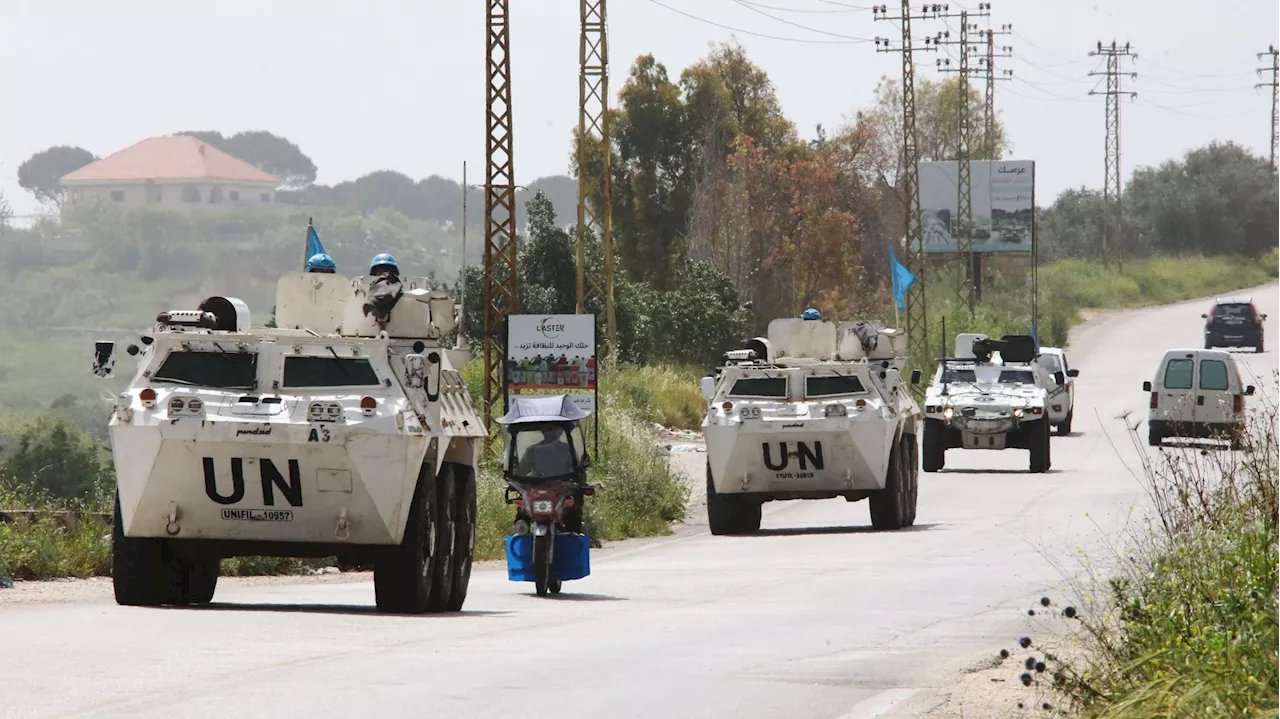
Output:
[[60, 135, 281, 210]]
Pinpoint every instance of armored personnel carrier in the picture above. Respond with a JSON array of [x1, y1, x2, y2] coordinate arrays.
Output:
[[699, 318, 923, 535], [921, 333, 1054, 473], [91, 271, 485, 614]]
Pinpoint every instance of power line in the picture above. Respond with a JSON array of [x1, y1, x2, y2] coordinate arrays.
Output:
[[729, 0, 876, 41], [736, 0, 863, 13], [647, 0, 872, 43]]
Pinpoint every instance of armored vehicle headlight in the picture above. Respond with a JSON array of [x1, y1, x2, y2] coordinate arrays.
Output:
[[139, 388, 157, 409], [942, 406, 954, 420], [187, 398, 202, 412], [1013, 408, 1024, 418], [169, 397, 185, 412], [360, 396, 377, 417], [855, 399, 867, 409], [739, 406, 761, 420], [825, 404, 847, 417]]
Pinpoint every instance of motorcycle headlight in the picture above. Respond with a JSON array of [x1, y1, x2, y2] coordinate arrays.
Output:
[[531, 499, 554, 515]]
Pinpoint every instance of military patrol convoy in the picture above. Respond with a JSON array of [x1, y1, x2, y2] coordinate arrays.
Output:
[[91, 243, 1101, 608], [92, 257, 485, 613]]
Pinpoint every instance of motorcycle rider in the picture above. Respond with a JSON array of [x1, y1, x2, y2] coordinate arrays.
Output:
[[513, 424, 585, 534]]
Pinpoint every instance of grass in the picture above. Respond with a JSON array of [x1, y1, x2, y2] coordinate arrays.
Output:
[[999, 386, 1279, 717]]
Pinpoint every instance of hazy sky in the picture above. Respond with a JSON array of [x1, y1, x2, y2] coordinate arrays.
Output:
[[1, 0, 1275, 218]]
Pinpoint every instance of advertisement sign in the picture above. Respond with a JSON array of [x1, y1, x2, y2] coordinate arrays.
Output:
[[506, 314, 597, 413], [918, 160, 1035, 254]]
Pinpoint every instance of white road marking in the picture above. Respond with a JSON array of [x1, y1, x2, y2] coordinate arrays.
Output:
[[837, 688, 923, 719]]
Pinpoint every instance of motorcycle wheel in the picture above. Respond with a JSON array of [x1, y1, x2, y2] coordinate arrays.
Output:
[[533, 533, 551, 596]]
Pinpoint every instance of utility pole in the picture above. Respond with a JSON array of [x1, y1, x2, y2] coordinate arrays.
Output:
[[1257, 45, 1279, 170], [977, 24, 1013, 159], [576, 0, 617, 354], [1088, 41, 1136, 269], [873, 2, 944, 368], [483, 0, 518, 441], [935, 4, 990, 316]]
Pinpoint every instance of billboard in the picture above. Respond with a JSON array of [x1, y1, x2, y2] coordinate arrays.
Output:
[[918, 160, 1035, 253], [505, 314, 597, 413]]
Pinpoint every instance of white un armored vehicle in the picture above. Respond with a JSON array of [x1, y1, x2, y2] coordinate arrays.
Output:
[[699, 318, 923, 535], [921, 333, 1055, 474], [90, 271, 485, 614]]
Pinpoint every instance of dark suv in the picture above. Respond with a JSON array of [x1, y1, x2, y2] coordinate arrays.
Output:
[[1203, 299, 1266, 353]]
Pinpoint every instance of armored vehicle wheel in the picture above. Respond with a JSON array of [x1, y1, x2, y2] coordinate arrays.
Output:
[[426, 467, 457, 612], [534, 534, 552, 596], [921, 418, 946, 473], [1029, 419, 1051, 473], [374, 463, 447, 614], [705, 466, 761, 535], [446, 463, 477, 612], [176, 558, 219, 605], [901, 433, 919, 526], [111, 494, 179, 607], [1055, 411, 1073, 436], [870, 435, 912, 530]]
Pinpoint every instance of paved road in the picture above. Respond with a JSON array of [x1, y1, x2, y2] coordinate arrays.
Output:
[[3, 285, 1276, 719]]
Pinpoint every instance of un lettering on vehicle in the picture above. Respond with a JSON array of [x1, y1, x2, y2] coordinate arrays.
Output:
[[761, 441, 824, 479], [220, 509, 294, 522], [203, 457, 304, 508]]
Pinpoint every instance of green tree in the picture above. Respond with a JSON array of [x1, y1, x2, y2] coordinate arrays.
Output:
[[1125, 141, 1278, 258], [177, 130, 318, 188], [859, 75, 1010, 187], [1039, 187, 1106, 261], [18, 146, 97, 204], [0, 416, 109, 500]]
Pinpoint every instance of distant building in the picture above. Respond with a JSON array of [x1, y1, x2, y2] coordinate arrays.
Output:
[[60, 135, 281, 211]]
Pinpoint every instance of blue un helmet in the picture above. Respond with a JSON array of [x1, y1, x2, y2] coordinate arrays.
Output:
[[801, 308, 823, 321], [369, 253, 400, 277], [305, 253, 336, 273]]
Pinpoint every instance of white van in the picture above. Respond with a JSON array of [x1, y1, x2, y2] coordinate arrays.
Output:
[[1143, 349, 1255, 448]]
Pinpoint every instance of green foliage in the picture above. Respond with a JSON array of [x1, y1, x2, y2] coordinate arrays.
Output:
[[1041, 142, 1278, 261], [176, 130, 317, 188], [458, 191, 751, 368], [17, 145, 97, 204], [607, 364, 705, 430], [0, 416, 112, 500], [0, 476, 111, 580], [1051, 399, 1279, 717]]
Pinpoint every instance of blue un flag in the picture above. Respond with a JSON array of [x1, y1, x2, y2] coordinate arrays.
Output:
[[305, 225, 326, 268], [888, 241, 917, 313]]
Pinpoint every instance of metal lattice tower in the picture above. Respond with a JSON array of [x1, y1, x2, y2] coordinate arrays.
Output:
[[935, 6, 989, 316], [1089, 42, 1136, 268], [1257, 45, 1279, 170], [978, 24, 1012, 158], [483, 0, 518, 439], [873, 2, 943, 367], [576, 0, 617, 353]]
